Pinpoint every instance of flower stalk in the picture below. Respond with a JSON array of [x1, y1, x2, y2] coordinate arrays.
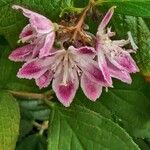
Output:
[[33, 121, 49, 135], [8, 90, 53, 100], [59, 0, 96, 42]]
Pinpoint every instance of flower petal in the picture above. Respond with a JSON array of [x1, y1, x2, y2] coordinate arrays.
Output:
[[36, 70, 53, 89], [52, 71, 79, 107], [69, 46, 96, 58], [81, 73, 102, 101], [80, 59, 109, 86], [105, 45, 139, 73], [12, 5, 53, 33], [17, 58, 48, 79], [19, 24, 34, 40], [108, 61, 132, 84], [39, 32, 55, 57], [96, 41, 112, 85], [97, 6, 115, 34], [111, 70, 132, 84], [116, 52, 139, 73], [112, 39, 129, 47], [9, 44, 35, 62]]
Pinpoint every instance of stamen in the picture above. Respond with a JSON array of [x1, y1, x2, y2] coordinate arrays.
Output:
[[105, 87, 108, 92], [51, 55, 64, 71], [127, 31, 138, 51], [62, 53, 69, 86], [69, 56, 81, 77]]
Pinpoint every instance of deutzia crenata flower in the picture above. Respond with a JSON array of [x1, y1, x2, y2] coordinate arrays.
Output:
[[96, 7, 139, 85], [17, 46, 109, 107], [9, 5, 55, 62], [8, 5, 140, 107]]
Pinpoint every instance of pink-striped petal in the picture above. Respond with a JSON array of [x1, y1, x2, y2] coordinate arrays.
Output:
[[116, 52, 139, 73], [39, 32, 55, 57], [96, 40, 112, 85], [80, 59, 109, 86], [19, 24, 34, 39], [12, 5, 53, 33], [69, 46, 96, 58], [9, 44, 35, 62], [81, 73, 102, 101], [17, 59, 48, 79], [105, 45, 139, 73], [36, 70, 53, 89], [108, 61, 132, 84], [111, 69, 132, 84], [52, 71, 79, 107], [97, 6, 115, 34]]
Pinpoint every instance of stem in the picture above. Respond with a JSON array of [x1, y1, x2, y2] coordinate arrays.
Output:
[[58, 0, 96, 43], [71, 0, 96, 40], [95, 0, 106, 5], [39, 121, 49, 135], [72, 5, 90, 40], [8, 90, 45, 100], [33, 121, 41, 129], [8, 90, 54, 101], [8, 90, 55, 108], [33, 121, 49, 135]]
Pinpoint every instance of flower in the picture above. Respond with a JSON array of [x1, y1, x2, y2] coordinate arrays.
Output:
[[9, 5, 140, 107], [17, 46, 109, 107], [96, 7, 139, 85], [9, 5, 55, 62]]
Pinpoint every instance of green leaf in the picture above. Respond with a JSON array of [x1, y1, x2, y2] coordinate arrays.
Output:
[[101, 1, 150, 17], [47, 105, 139, 150], [16, 134, 47, 150], [0, 91, 20, 150], [19, 119, 33, 139], [19, 100, 51, 120], [135, 17, 150, 77], [75, 0, 150, 18], [76, 75, 150, 139], [101, 78, 150, 138], [118, 16, 150, 77], [109, 14, 150, 77], [134, 139, 150, 150]]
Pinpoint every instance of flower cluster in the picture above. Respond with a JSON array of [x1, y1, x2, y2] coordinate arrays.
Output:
[[9, 5, 139, 107]]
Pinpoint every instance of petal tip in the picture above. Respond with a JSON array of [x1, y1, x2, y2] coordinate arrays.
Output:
[[12, 5, 20, 10], [89, 97, 98, 102], [8, 53, 25, 62], [61, 101, 71, 107]]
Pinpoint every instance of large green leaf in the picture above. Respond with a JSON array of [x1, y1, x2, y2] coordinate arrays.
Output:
[[101, 1, 150, 17], [115, 16, 150, 77], [75, 0, 150, 17], [75, 75, 150, 139], [134, 139, 150, 150], [134, 17, 150, 77], [47, 105, 139, 150], [0, 91, 20, 150]]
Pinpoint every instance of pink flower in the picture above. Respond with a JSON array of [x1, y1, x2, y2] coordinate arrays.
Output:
[[17, 46, 109, 107], [9, 5, 55, 62], [96, 7, 139, 85], [9, 5, 140, 107]]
